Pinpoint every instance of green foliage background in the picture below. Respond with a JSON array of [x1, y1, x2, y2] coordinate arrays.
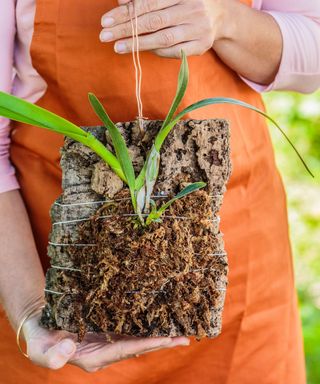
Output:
[[263, 91, 320, 383]]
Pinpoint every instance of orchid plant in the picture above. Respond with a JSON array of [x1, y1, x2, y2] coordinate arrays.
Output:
[[0, 51, 313, 227]]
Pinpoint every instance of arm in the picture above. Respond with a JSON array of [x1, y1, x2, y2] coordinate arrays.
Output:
[[241, 0, 320, 93], [0, 191, 46, 331], [0, 0, 20, 193], [212, 1, 283, 86], [0, 1, 44, 329]]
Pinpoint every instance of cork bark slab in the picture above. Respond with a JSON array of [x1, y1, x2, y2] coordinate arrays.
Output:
[[40, 119, 231, 341]]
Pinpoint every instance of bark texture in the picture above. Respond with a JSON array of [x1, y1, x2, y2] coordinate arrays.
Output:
[[40, 119, 231, 341]]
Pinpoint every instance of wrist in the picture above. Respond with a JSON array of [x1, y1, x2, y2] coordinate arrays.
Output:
[[213, 0, 243, 43], [21, 306, 44, 342], [17, 304, 45, 358], [15, 294, 45, 334]]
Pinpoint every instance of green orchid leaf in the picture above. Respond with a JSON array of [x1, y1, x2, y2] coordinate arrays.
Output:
[[135, 162, 147, 191], [146, 181, 206, 225], [158, 181, 207, 214], [155, 97, 314, 178], [88, 93, 137, 207], [144, 145, 160, 212], [135, 184, 146, 224], [0, 106, 50, 130], [0, 91, 126, 182], [150, 199, 157, 212], [0, 91, 86, 137], [160, 50, 189, 132]]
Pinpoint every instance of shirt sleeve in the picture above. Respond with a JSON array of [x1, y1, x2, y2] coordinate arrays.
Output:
[[242, 0, 320, 93], [0, 0, 20, 193]]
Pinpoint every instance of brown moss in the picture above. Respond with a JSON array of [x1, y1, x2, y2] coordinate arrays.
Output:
[[41, 190, 227, 341]]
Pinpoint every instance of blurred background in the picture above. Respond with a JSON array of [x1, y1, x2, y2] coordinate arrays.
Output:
[[264, 91, 320, 384]]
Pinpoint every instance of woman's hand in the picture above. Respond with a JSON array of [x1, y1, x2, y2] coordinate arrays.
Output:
[[100, 0, 228, 58], [100, 0, 283, 86], [22, 312, 190, 372]]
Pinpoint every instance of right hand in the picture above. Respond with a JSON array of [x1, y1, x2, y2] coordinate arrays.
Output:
[[22, 312, 190, 372]]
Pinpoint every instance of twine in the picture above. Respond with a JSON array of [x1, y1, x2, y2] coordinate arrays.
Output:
[[48, 252, 227, 273], [45, 284, 227, 296], [128, 0, 146, 132], [52, 214, 220, 226], [44, 288, 227, 296], [53, 194, 223, 208], [48, 251, 227, 291], [53, 194, 168, 208], [48, 242, 97, 247], [45, 250, 228, 297], [51, 265, 82, 272]]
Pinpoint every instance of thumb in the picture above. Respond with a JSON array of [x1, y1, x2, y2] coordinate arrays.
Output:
[[30, 338, 77, 370]]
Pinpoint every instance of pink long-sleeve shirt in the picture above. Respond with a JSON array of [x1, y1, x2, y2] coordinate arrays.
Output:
[[1, 0, 320, 194]]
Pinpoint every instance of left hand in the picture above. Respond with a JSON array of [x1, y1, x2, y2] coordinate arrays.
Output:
[[23, 312, 190, 372], [100, 0, 228, 58]]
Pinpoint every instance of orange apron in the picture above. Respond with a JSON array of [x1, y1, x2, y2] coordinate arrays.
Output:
[[0, 0, 306, 382]]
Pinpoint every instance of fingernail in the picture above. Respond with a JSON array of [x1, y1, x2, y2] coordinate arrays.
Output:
[[102, 17, 114, 27], [100, 31, 114, 42], [115, 42, 127, 53], [58, 340, 75, 355]]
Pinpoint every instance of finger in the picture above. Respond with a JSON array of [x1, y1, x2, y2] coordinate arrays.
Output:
[[153, 40, 211, 58], [113, 25, 199, 54], [109, 336, 190, 361], [100, 5, 193, 43], [28, 338, 77, 370], [101, 0, 180, 28], [138, 336, 190, 355], [69, 336, 187, 371]]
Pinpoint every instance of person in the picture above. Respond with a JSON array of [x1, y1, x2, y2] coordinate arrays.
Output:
[[0, 0, 319, 383]]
